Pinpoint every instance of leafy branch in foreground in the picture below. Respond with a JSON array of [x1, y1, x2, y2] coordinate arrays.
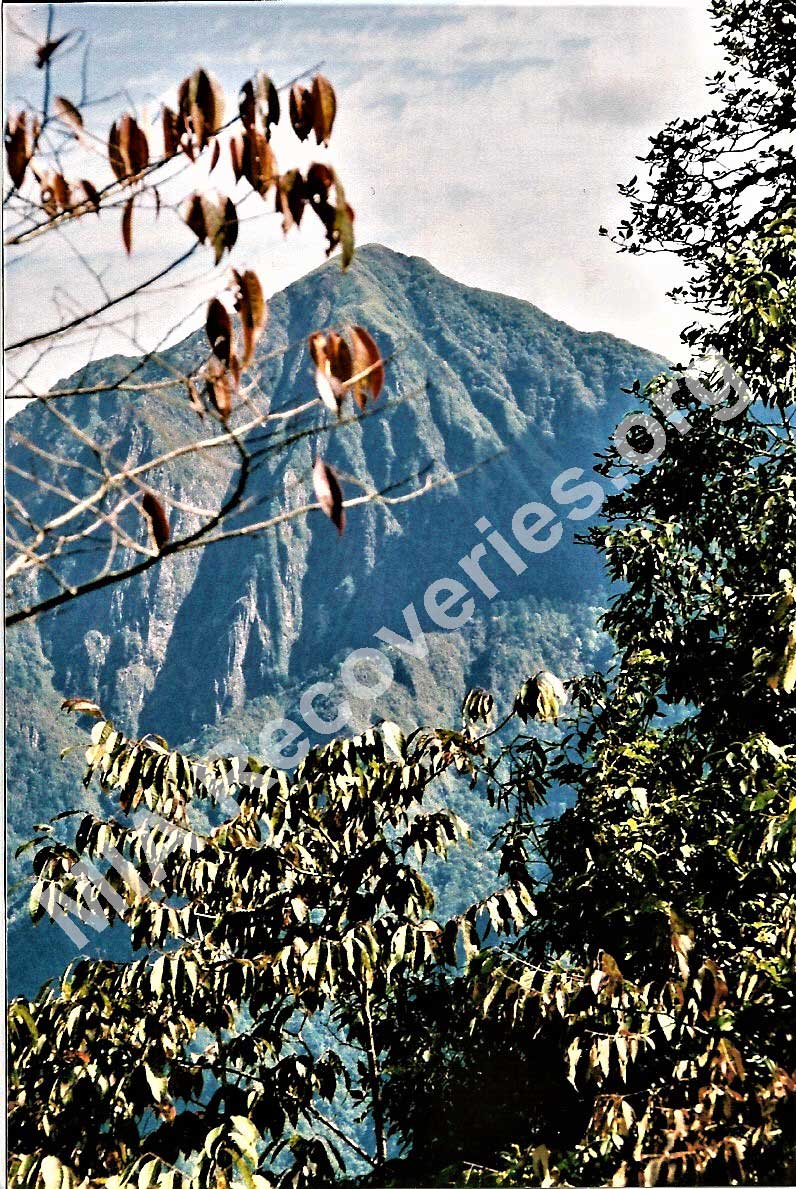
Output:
[[7, 2, 796, 1187], [4, 7, 428, 629], [8, 687, 547, 1189]]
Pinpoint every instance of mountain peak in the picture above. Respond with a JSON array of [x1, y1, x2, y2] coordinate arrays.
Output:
[[6, 247, 664, 993]]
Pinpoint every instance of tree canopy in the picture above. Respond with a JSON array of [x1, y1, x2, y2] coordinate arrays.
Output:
[[7, 1, 796, 1186]]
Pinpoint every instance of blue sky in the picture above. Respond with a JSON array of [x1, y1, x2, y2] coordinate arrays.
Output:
[[4, 2, 718, 393]]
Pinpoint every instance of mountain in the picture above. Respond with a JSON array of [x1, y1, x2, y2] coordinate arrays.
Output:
[[5, 244, 664, 996]]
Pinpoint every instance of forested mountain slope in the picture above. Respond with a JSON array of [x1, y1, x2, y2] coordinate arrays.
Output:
[[5, 244, 663, 995]]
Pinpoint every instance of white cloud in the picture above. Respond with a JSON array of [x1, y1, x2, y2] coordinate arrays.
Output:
[[4, 3, 722, 413]]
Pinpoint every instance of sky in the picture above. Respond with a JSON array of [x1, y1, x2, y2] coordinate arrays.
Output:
[[4, 2, 720, 400]]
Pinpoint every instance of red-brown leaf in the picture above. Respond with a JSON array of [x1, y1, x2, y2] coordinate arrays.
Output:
[[276, 170, 306, 233], [305, 162, 334, 204], [239, 73, 280, 135], [121, 194, 134, 254], [126, 117, 149, 175], [52, 173, 70, 210], [308, 168, 355, 267], [108, 114, 149, 182], [206, 298, 233, 365], [348, 324, 384, 408], [308, 331, 327, 370], [327, 332, 353, 385], [289, 84, 314, 142], [311, 75, 336, 146], [233, 270, 267, 367], [205, 360, 232, 419], [38, 172, 57, 215], [229, 133, 245, 181], [53, 96, 83, 132], [313, 457, 345, 535], [241, 127, 276, 197], [36, 34, 69, 69], [209, 139, 220, 173], [178, 68, 225, 150], [162, 105, 183, 157], [80, 178, 101, 213], [182, 193, 206, 242], [309, 331, 351, 415], [220, 196, 238, 262], [181, 191, 238, 263], [4, 112, 33, 189], [314, 368, 344, 416], [141, 491, 170, 550]]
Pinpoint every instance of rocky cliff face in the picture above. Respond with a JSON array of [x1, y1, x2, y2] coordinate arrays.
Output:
[[5, 244, 663, 994]]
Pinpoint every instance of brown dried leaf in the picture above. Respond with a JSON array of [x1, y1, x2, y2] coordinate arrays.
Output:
[[178, 68, 225, 150], [241, 127, 276, 197], [348, 324, 384, 409], [162, 105, 183, 157], [314, 367, 344, 416], [233, 270, 267, 367], [305, 162, 334, 203], [205, 359, 232, 420], [80, 179, 101, 214], [289, 84, 314, 142], [4, 112, 33, 189], [309, 331, 351, 415], [239, 72, 280, 135], [141, 491, 170, 551], [53, 96, 83, 132], [209, 139, 220, 173], [276, 170, 306, 233], [61, 697, 103, 718], [181, 191, 238, 263], [311, 75, 336, 146], [308, 331, 327, 370], [36, 34, 69, 69], [313, 457, 345, 535], [229, 133, 245, 181], [308, 167, 355, 267], [38, 172, 58, 216], [121, 194, 134, 254], [182, 193, 206, 242], [109, 119, 123, 177], [332, 175, 355, 269], [52, 173, 70, 210], [218, 196, 238, 263], [327, 332, 352, 385], [108, 114, 149, 182], [206, 297, 233, 365]]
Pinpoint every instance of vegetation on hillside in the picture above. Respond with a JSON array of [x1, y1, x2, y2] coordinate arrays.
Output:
[[7, 1, 795, 1186]]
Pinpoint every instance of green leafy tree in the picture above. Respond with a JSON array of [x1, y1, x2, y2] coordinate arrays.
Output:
[[8, 705, 537, 1188], [8, 1, 796, 1187], [377, 1, 796, 1183]]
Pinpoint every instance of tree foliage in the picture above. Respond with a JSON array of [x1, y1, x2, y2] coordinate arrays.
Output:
[[3, 7, 447, 629], [9, 699, 541, 1188], [382, 2, 796, 1182], [7, 1, 796, 1186]]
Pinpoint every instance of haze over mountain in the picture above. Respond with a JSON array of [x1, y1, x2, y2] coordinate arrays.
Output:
[[6, 244, 663, 996]]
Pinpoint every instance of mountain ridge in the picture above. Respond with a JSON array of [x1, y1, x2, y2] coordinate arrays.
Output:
[[6, 243, 664, 994]]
